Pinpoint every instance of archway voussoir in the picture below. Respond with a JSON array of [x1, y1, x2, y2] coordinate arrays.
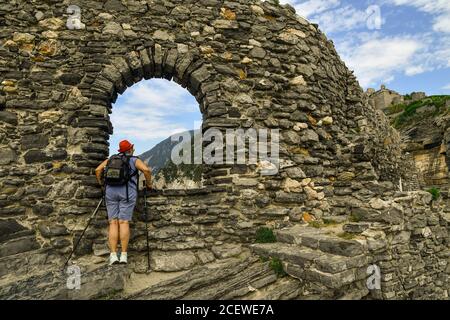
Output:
[[91, 76, 115, 98], [162, 48, 179, 80], [125, 51, 144, 83], [152, 43, 165, 78], [111, 56, 134, 87], [199, 81, 221, 97], [174, 50, 199, 81], [101, 65, 124, 87], [139, 47, 154, 80], [189, 65, 212, 95], [180, 59, 205, 89]]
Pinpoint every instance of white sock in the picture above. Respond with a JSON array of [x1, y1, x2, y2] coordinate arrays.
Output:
[[121, 252, 127, 257], [110, 252, 118, 258]]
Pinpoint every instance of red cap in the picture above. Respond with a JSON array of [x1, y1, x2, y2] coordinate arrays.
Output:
[[118, 140, 134, 153]]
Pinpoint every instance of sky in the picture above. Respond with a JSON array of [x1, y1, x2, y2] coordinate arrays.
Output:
[[109, 79, 202, 155], [110, 0, 450, 155], [280, 0, 450, 92]]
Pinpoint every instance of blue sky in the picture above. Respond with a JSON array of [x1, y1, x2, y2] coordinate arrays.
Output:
[[281, 0, 450, 92], [109, 80, 201, 155], [110, 0, 450, 155]]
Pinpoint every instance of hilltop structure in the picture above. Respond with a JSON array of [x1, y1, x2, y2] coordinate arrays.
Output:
[[367, 85, 427, 111]]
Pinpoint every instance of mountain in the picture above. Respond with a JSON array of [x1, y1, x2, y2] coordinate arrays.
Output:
[[139, 130, 202, 189]]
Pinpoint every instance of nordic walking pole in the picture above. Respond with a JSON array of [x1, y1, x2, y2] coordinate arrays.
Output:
[[144, 188, 150, 271], [64, 196, 104, 270]]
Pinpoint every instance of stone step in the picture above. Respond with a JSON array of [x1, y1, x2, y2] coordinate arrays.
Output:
[[250, 243, 368, 274], [250, 243, 368, 290], [275, 225, 367, 257]]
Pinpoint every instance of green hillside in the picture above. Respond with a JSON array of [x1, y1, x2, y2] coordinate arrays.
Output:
[[387, 95, 450, 129]]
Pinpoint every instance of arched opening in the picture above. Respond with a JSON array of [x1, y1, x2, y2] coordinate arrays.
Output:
[[68, 46, 249, 274], [109, 79, 203, 189]]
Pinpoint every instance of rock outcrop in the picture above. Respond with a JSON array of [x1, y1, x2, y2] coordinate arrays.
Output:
[[367, 86, 449, 193], [396, 98, 450, 192]]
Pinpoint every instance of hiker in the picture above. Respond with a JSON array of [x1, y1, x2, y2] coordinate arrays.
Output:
[[95, 140, 153, 265]]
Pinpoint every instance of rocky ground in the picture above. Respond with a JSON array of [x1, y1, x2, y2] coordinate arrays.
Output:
[[0, 247, 304, 300]]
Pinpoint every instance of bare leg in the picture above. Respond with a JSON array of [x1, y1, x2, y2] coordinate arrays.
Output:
[[108, 220, 119, 253], [119, 220, 130, 253]]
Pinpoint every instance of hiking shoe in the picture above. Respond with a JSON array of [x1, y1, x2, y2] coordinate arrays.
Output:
[[109, 253, 119, 266], [119, 252, 128, 264]]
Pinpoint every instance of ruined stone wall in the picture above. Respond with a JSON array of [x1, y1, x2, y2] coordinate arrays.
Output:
[[349, 191, 449, 299], [250, 191, 449, 300], [0, 0, 442, 300]]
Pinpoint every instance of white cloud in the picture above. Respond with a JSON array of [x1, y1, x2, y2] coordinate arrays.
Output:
[[435, 36, 450, 67], [389, 0, 450, 13], [337, 31, 450, 89], [118, 80, 198, 116], [111, 79, 200, 142], [281, 1, 384, 34], [338, 36, 423, 87], [311, 6, 370, 33], [405, 65, 426, 76], [279, 0, 450, 91], [443, 83, 450, 90], [389, 0, 450, 33], [433, 12, 450, 33]]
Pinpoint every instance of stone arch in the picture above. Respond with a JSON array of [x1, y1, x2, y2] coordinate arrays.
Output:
[[72, 45, 222, 182]]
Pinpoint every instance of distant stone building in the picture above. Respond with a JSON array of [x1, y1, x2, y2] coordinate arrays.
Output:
[[366, 86, 428, 111], [410, 92, 426, 101], [367, 85, 404, 111]]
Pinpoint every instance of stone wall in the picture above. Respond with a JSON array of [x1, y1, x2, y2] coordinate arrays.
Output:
[[401, 111, 450, 192], [0, 0, 446, 299], [350, 191, 449, 299], [251, 191, 449, 300]]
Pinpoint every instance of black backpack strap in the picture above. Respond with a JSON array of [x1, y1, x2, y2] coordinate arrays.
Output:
[[123, 155, 139, 202], [128, 156, 139, 185], [125, 155, 131, 202], [104, 155, 114, 172], [126, 155, 139, 201]]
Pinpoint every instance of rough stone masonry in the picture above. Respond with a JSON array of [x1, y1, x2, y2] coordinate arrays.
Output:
[[0, 0, 448, 300]]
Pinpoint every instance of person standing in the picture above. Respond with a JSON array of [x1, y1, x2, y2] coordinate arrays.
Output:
[[95, 140, 153, 265]]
